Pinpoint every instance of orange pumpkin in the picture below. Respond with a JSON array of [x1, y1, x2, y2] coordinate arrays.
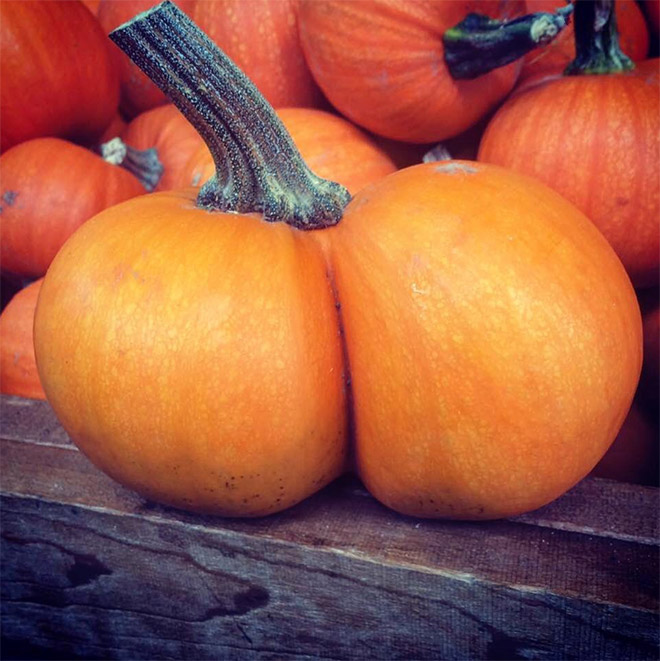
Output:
[[0, 137, 148, 278], [0, 0, 119, 153], [479, 59, 659, 289], [122, 104, 205, 192], [181, 108, 397, 195], [520, 0, 649, 82], [297, 0, 528, 143], [34, 1, 642, 520], [1, 279, 46, 400], [478, 1, 659, 289]]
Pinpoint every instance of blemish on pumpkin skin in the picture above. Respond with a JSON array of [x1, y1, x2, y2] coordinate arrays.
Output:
[[434, 162, 478, 175], [2, 190, 18, 205]]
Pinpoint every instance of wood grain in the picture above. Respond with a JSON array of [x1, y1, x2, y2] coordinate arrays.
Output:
[[1, 395, 659, 660]]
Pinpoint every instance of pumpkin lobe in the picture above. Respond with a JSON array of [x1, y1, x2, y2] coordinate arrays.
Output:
[[109, 0, 350, 230]]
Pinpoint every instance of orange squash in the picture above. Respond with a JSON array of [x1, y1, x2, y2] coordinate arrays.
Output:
[[181, 108, 397, 195], [121, 104, 205, 192], [1, 279, 46, 400], [297, 0, 531, 143], [0, 0, 119, 153], [478, 1, 659, 288], [0, 137, 149, 278], [520, 0, 649, 82], [34, 1, 642, 520]]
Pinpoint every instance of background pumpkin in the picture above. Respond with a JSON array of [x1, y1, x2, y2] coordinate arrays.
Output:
[[121, 104, 205, 192], [0, 0, 119, 153], [0, 137, 148, 278], [297, 0, 526, 143], [0, 279, 46, 401], [180, 107, 397, 195]]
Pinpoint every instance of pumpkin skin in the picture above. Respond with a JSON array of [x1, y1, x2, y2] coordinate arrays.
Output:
[[0, 137, 146, 278], [0, 279, 46, 400], [478, 59, 660, 289], [121, 104, 205, 192], [297, 0, 525, 143], [327, 162, 641, 520], [35, 161, 641, 519], [591, 399, 658, 486], [520, 0, 649, 83], [34, 190, 349, 516], [0, 0, 119, 153], [180, 108, 397, 194]]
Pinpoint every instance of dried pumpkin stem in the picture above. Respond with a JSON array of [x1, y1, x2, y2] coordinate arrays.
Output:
[[109, 0, 350, 229], [99, 137, 164, 192], [564, 0, 633, 75], [443, 4, 574, 80]]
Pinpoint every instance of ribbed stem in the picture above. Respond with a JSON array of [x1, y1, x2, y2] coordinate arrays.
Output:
[[109, 0, 350, 229], [99, 137, 163, 192], [443, 5, 574, 80], [564, 0, 634, 75]]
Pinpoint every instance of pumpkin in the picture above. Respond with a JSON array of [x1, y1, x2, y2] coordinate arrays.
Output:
[[97, 0, 321, 118], [0, 0, 119, 153], [121, 104, 205, 192], [34, 1, 642, 520], [641, 0, 660, 37], [520, 0, 649, 82], [1, 279, 46, 400], [297, 0, 534, 143], [478, 2, 660, 289], [180, 107, 397, 195], [591, 399, 658, 486], [0, 137, 150, 278]]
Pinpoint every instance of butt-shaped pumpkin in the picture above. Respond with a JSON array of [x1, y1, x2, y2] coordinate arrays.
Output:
[[34, 2, 642, 519]]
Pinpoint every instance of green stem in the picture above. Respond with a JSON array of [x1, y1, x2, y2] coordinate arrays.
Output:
[[564, 0, 634, 75], [443, 4, 574, 80], [109, 0, 350, 229], [99, 137, 164, 192]]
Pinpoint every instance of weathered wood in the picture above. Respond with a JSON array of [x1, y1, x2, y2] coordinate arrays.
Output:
[[1, 395, 659, 660]]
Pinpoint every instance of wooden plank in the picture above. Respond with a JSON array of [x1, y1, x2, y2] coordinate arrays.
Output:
[[2, 493, 658, 660], [1, 395, 659, 659]]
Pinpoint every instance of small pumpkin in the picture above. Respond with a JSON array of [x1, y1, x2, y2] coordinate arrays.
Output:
[[0, 0, 119, 152], [478, 2, 660, 288], [35, 1, 642, 520], [297, 0, 535, 143], [0, 279, 46, 400], [0, 137, 152, 278], [121, 104, 205, 192], [520, 0, 649, 82], [180, 107, 397, 195]]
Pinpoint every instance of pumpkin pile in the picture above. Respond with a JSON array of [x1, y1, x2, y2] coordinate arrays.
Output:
[[1, 0, 657, 520]]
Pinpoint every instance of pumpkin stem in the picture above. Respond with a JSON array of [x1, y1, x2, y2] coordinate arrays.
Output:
[[443, 5, 574, 80], [99, 137, 164, 192], [109, 1, 350, 230], [564, 0, 633, 75]]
